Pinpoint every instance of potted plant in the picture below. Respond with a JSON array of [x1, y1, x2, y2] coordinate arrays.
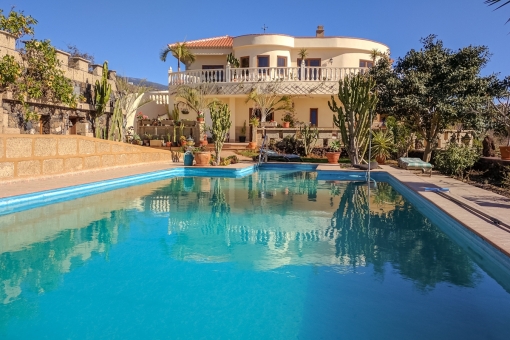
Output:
[[282, 112, 295, 128], [194, 145, 211, 166], [326, 140, 342, 164], [180, 135, 187, 146], [166, 133, 172, 147], [132, 133, 141, 145], [197, 111, 205, 122], [144, 133, 152, 146], [247, 116, 259, 149], [150, 135, 163, 147], [371, 130, 394, 164], [227, 53, 240, 80], [239, 120, 247, 143]]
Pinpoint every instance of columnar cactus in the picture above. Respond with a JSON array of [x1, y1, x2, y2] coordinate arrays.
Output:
[[299, 124, 319, 156], [328, 73, 378, 165], [93, 61, 111, 138], [108, 101, 123, 141], [209, 101, 232, 164]]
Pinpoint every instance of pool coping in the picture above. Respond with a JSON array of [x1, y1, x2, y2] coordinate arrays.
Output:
[[1, 161, 509, 260]]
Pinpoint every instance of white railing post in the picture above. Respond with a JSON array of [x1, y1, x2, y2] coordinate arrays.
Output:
[[226, 62, 231, 82], [168, 67, 173, 85], [301, 59, 306, 81]]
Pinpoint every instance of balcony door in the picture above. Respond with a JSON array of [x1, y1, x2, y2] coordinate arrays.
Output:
[[297, 58, 321, 80]]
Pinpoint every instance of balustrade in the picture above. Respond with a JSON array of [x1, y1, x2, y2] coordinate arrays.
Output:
[[168, 66, 369, 86]]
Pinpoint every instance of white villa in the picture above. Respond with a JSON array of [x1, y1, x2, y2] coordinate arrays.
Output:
[[140, 26, 390, 143]]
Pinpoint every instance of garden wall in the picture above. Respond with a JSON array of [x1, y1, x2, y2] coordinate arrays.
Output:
[[0, 30, 116, 135], [0, 134, 171, 181]]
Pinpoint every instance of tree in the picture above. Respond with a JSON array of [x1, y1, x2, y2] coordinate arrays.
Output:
[[209, 101, 231, 164], [16, 40, 75, 107], [0, 7, 37, 39], [174, 84, 215, 118], [0, 55, 21, 94], [110, 76, 154, 142], [245, 80, 293, 123], [0, 8, 75, 131], [485, 0, 510, 23], [160, 42, 196, 72], [328, 73, 378, 165], [370, 35, 496, 162], [488, 76, 510, 146]]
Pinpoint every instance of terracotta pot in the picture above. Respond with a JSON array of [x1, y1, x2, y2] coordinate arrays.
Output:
[[247, 142, 257, 150], [197, 117, 204, 122], [282, 122, 290, 128], [194, 151, 211, 166], [166, 142, 171, 147], [180, 140, 186, 147], [376, 155, 386, 165], [326, 152, 340, 164], [500, 146, 510, 160]]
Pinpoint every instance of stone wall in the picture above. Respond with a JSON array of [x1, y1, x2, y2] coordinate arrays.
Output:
[[0, 134, 171, 181], [0, 30, 116, 135]]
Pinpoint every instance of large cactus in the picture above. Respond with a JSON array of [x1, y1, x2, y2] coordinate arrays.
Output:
[[209, 101, 232, 164], [93, 61, 111, 138], [108, 100, 123, 141], [299, 124, 319, 156], [328, 73, 378, 165]]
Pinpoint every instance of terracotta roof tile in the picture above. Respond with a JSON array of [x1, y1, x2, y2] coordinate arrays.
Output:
[[169, 36, 233, 49]]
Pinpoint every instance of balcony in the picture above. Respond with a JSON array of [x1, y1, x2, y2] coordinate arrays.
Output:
[[168, 66, 369, 88]]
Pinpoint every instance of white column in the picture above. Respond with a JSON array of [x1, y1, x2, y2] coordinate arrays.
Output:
[[226, 62, 231, 82], [167, 67, 173, 85], [229, 97, 236, 142]]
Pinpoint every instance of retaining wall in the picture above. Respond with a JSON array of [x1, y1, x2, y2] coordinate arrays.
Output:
[[0, 134, 171, 181]]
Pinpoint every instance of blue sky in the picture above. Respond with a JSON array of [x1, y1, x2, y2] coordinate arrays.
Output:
[[5, 0, 510, 85]]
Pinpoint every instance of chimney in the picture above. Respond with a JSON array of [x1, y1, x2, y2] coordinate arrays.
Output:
[[316, 25, 324, 37]]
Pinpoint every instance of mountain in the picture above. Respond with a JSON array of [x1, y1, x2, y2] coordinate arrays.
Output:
[[125, 77, 167, 91]]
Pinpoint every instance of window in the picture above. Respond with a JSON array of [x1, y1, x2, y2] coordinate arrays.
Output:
[[310, 108, 318, 126], [359, 60, 374, 68], [297, 58, 321, 67], [240, 56, 249, 68], [277, 56, 287, 67], [257, 56, 269, 68]]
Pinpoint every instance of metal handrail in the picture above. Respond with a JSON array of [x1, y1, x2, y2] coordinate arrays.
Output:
[[258, 133, 268, 165]]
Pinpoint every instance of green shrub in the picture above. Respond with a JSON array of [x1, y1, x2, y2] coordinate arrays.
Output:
[[434, 143, 480, 179]]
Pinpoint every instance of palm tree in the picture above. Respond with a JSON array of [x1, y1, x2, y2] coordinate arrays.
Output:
[[160, 42, 196, 72], [245, 81, 294, 123], [485, 0, 510, 22], [298, 48, 308, 61]]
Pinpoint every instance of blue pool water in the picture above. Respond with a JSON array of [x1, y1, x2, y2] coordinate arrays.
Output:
[[1, 170, 510, 339]]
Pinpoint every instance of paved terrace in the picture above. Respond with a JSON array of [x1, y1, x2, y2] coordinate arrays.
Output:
[[1, 160, 509, 258]]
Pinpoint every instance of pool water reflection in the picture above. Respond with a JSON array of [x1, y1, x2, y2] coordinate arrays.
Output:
[[1, 170, 510, 339]]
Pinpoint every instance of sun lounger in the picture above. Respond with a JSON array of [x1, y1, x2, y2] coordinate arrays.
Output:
[[398, 157, 433, 176], [259, 149, 302, 162]]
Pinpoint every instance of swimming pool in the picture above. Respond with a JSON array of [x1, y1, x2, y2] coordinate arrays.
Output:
[[1, 169, 510, 339]]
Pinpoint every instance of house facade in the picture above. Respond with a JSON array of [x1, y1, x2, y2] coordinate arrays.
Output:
[[162, 26, 389, 143]]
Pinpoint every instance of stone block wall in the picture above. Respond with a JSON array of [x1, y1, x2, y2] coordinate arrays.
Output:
[[0, 30, 116, 135], [0, 134, 171, 181]]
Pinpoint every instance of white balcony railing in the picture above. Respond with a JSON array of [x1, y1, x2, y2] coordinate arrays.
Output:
[[168, 66, 369, 86]]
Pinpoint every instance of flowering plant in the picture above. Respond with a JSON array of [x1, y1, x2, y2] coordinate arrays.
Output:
[[197, 111, 205, 119], [136, 112, 148, 121]]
